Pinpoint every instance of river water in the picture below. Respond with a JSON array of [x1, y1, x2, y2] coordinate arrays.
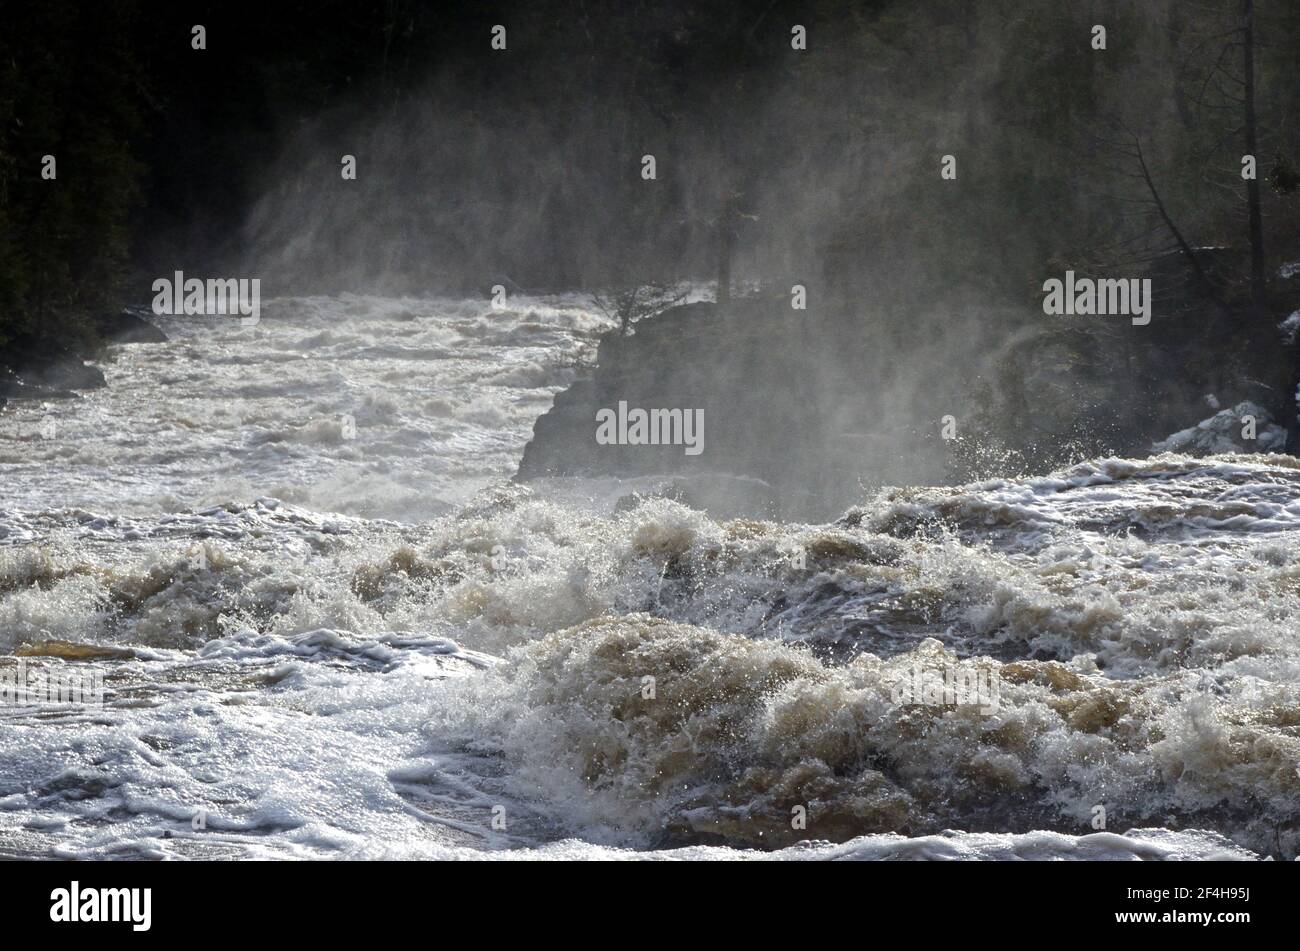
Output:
[[0, 295, 1294, 859]]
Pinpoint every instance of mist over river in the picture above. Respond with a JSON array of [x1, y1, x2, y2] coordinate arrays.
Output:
[[1, 297, 1296, 859]]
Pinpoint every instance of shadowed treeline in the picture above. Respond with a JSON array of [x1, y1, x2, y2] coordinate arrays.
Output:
[[3, 0, 1299, 466]]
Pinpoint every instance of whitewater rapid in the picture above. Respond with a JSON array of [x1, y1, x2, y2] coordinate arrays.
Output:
[[1, 296, 1296, 859]]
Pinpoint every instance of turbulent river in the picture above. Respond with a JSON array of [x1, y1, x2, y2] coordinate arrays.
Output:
[[1, 295, 1297, 860]]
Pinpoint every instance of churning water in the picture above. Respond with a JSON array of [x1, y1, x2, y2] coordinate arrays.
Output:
[[0, 296, 1294, 859]]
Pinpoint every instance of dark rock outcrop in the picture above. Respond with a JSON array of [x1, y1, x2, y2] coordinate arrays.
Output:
[[1, 340, 104, 396], [0, 376, 80, 401], [99, 310, 168, 344], [516, 297, 913, 520], [4, 309, 162, 380], [21, 359, 107, 391], [0, 310, 164, 412]]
